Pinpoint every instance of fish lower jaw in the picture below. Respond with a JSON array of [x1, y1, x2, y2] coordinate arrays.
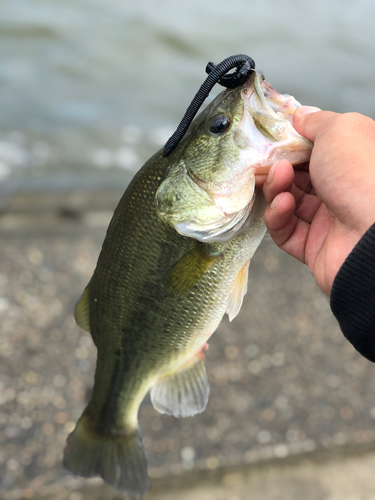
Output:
[[251, 141, 312, 175]]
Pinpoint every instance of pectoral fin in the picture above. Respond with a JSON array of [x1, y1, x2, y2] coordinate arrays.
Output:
[[226, 260, 250, 321], [75, 284, 91, 333], [151, 349, 209, 418], [166, 245, 220, 295]]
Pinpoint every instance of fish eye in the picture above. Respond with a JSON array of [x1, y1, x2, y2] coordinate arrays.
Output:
[[209, 114, 231, 134]]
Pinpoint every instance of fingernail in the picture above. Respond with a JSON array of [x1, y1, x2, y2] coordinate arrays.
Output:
[[267, 162, 277, 184], [297, 105, 321, 115], [271, 193, 283, 210]]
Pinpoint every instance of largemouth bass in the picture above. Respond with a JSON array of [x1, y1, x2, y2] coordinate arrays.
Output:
[[64, 69, 312, 497]]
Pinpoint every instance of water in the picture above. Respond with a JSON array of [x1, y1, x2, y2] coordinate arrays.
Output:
[[1, 0, 374, 194]]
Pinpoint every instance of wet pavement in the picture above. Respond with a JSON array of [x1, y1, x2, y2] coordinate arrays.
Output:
[[2, 190, 375, 500]]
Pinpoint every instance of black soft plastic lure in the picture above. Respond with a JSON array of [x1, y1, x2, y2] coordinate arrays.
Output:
[[163, 54, 255, 157]]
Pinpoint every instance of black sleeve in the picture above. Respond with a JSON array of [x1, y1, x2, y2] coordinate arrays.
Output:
[[330, 222, 375, 362]]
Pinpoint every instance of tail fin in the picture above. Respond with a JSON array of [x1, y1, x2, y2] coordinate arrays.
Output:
[[63, 414, 149, 497]]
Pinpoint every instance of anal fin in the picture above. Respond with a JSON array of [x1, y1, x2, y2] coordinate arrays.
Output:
[[151, 349, 209, 418], [226, 259, 250, 322]]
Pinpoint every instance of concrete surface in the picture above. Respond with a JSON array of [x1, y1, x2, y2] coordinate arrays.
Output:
[[1, 190, 375, 500]]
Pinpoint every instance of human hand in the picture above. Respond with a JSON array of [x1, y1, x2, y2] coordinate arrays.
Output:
[[257, 108, 375, 295]]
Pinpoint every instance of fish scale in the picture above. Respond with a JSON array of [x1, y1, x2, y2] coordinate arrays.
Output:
[[86, 153, 232, 415]]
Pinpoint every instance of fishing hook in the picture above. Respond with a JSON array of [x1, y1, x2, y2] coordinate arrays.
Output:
[[163, 54, 255, 157]]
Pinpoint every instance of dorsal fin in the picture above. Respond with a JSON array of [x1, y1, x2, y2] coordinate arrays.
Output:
[[75, 285, 91, 333]]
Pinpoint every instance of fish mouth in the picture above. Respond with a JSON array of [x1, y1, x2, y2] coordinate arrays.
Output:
[[238, 72, 312, 176], [179, 75, 312, 242], [156, 71, 312, 243]]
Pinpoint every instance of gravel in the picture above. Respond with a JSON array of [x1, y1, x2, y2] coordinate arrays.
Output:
[[1, 191, 375, 499]]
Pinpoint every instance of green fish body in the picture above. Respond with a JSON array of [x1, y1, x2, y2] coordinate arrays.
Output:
[[64, 72, 312, 496]]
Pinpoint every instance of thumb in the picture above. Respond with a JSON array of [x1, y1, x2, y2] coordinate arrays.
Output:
[[293, 106, 338, 142]]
